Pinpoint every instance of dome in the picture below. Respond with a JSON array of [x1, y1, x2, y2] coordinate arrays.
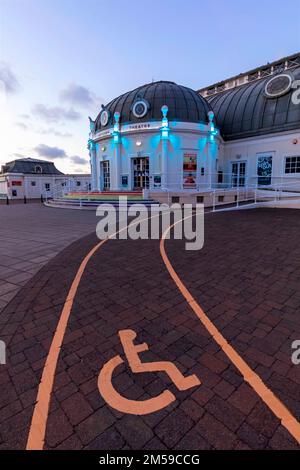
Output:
[[207, 67, 300, 141], [94, 81, 212, 132]]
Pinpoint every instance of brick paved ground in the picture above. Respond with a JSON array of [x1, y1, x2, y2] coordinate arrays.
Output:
[[0, 208, 300, 450], [0, 204, 97, 312]]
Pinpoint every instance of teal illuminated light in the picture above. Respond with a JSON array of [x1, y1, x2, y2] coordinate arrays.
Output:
[[160, 105, 169, 140], [161, 129, 169, 139], [113, 111, 120, 143], [162, 117, 168, 128]]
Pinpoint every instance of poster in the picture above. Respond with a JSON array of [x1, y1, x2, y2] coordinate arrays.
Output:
[[257, 155, 272, 186], [183, 154, 197, 188]]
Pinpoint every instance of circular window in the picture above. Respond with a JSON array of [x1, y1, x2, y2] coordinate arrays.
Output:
[[100, 109, 110, 127], [132, 99, 149, 118], [264, 73, 292, 98]]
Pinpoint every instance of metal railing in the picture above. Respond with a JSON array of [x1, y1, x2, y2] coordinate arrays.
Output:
[[42, 172, 300, 211]]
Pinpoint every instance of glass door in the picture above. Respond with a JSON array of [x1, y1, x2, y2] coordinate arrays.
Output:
[[101, 161, 110, 190], [132, 157, 149, 189], [231, 161, 246, 187]]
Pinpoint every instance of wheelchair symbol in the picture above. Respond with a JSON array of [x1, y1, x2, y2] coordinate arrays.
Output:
[[98, 329, 201, 415]]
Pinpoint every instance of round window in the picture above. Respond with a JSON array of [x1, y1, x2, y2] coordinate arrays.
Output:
[[100, 110, 110, 126], [132, 100, 148, 118], [264, 73, 292, 98]]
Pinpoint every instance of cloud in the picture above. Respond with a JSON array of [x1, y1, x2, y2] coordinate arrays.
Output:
[[12, 153, 27, 159], [70, 155, 88, 165], [60, 83, 103, 109], [37, 127, 73, 138], [70, 155, 87, 165], [32, 103, 81, 123], [0, 63, 20, 94], [34, 144, 67, 159], [16, 122, 28, 131]]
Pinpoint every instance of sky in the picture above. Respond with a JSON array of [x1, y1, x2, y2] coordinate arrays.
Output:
[[0, 0, 300, 174]]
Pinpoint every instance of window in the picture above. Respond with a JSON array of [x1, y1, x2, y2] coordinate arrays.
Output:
[[172, 196, 180, 203], [31, 181, 36, 186], [285, 156, 300, 174], [35, 165, 42, 174], [218, 195, 224, 202], [76, 181, 81, 186], [45, 183, 50, 191], [197, 195, 204, 203], [12, 189, 17, 197], [201, 167, 205, 176]]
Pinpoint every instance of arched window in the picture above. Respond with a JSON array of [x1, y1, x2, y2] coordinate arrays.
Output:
[[34, 165, 42, 174]]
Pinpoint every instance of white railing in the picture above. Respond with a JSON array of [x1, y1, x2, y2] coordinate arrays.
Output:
[[42, 172, 300, 211]]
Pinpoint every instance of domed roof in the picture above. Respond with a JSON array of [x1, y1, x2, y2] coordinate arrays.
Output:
[[207, 67, 300, 141], [94, 81, 211, 131]]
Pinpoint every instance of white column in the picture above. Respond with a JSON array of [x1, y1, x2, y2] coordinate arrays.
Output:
[[112, 112, 121, 191], [160, 105, 169, 190], [113, 142, 121, 190], [161, 139, 168, 190], [89, 142, 97, 190]]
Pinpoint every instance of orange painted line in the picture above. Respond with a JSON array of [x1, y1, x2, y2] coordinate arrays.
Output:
[[159, 216, 300, 445], [26, 213, 160, 450], [26, 238, 107, 450]]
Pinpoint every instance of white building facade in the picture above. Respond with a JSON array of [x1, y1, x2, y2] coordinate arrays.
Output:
[[88, 81, 220, 193], [0, 158, 91, 199], [88, 54, 300, 197]]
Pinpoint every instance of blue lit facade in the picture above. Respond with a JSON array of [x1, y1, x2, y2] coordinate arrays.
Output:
[[88, 81, 220, 192]]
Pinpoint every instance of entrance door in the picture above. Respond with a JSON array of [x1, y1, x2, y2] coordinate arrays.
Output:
[[132, 157, 149, 189], [257, 155, 273, 186], [101, 161, 110, 190], [231, 161, 246, 187]]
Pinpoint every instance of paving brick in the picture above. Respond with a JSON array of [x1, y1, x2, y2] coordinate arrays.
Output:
[[85, 428, 125, 450], [155, 408, 193, 448], [61, 392, 93, 426], [205, 395, 245, 432], [213, 379, 235, 399], [116, 415, 154, 449], [174, 428, 211, 450], [179, 398, 205, 423], [247, 402, 279, 439], [45, 409, 73, 448], [195, 413, 238, 450], [228, 383, 259, 415], [76, 407, 116, 445], [236, 422, 268, 450]]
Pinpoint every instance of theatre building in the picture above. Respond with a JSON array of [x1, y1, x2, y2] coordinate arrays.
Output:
[[88, 53, 300, 200]]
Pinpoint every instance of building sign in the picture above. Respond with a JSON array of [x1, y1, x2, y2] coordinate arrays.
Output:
[[183, 154, 197, 189], [95, 122, 160, 140], [153, 175, 161, 188], [11, 181, 22, 186], [123, 122, 160, 133], [121, 175, 128, 187], [257, 155, 272, 185], [96, 129, 113, 139]]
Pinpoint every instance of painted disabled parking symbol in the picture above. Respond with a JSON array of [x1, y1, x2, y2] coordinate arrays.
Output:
[[98, 329, 201, 415]]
